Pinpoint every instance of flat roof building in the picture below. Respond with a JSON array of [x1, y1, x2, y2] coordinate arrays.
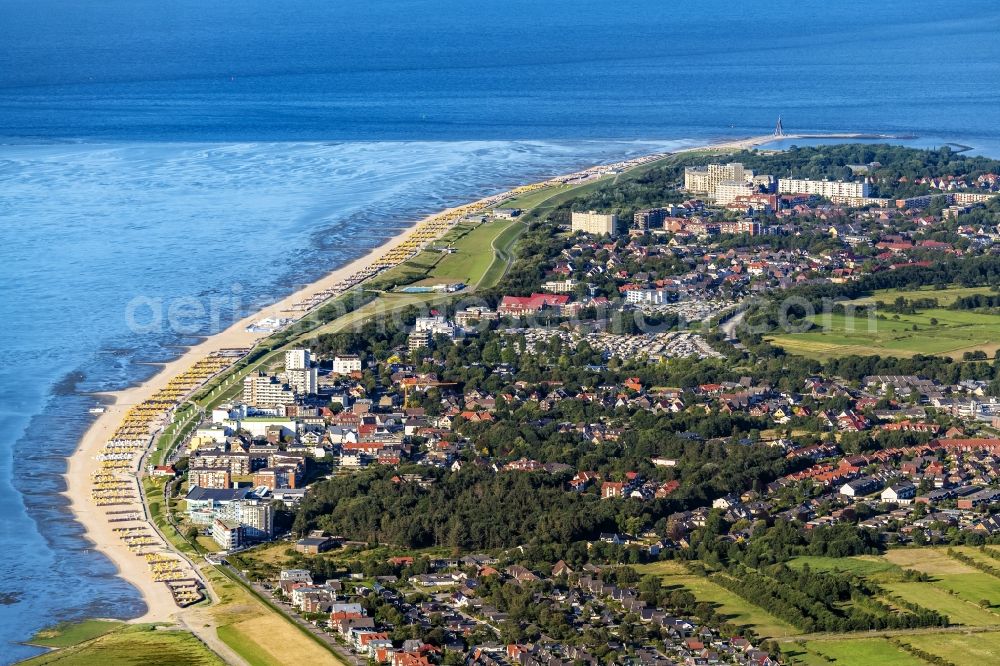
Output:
[[571, 210, 617, 236]]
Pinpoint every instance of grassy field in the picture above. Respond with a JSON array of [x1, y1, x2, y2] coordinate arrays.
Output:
[[787, 554, 902, 577], [429, 218, 520, 285], [21, 624, 224, 666], [636, 561, 800, 639], [849, 285, 999, 307], [503, 184, 573, 210], [899, 630, 1000, 666], [27, 620, 124, 648], [768, 299, 1000, 360], [203, 565, 345, 666], [793, 638, 924, 666], [638, 549, 1000, 664]]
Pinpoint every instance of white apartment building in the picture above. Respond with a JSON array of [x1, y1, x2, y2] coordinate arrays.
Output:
[[541, 279, 579, 294], [684, 163, 753, 194], [284, 349, 311, 371], [282, 348, 316, 395], [242, 372, 296, 406], [219, 498, 274, 541], [571, 210, 618, 235], [624, 289, 669, 305], [713, 179, 757, 205], [778, 178, 870, 198], [285, 366, 317, 396], [332, 354, 362, 375], [414, 315, 457, 338]]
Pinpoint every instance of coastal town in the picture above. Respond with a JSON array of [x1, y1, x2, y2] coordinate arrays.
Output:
[[60, 140, 1000, 665]]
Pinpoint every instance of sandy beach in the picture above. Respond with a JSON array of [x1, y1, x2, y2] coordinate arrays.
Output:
[[62, 130, 871, 624], [64, 200, 464, 622]]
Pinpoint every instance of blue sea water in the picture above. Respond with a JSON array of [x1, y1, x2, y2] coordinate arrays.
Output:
[[1, 0, 1000, 661]]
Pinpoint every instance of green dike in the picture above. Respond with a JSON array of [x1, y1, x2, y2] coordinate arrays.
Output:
[[19, 623, 224, 666], [212, 565, 346, 665]]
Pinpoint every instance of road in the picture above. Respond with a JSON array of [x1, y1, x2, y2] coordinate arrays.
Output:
[[719, 307, 747, 342]]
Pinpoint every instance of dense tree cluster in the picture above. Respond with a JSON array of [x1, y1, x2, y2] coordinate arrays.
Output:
[[712, 563, 948, 633]]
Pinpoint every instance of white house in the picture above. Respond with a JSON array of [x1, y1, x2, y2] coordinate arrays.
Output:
[[332, 354, 362, 375], [881, 483, 916, 505]]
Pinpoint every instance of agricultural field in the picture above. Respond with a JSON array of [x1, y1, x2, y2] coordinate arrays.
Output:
[[849, 285, 999, 307], [639, 549, 1000, 663], [898, 630, 1000, 666], [21, 624, 223, 666], [767, 285, 1000, 359], [790, 637, 923, 666], [636, 561, 800, 639]]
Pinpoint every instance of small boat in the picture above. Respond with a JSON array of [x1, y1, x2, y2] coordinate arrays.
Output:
[[89, 406, 106, 414]]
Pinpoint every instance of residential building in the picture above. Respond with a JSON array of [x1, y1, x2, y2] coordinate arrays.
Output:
[[414, 315, 457, 338], [189, 466, 231, 490], [541, 279, 579, 294], [881, 483, 916, 505], [285, 349, 311, 371], [713, 179, 756, 205], [633, 208, 667, 230], [571, 210, 617, 235], [408, 329, 432, 353], [684, 163, 752, 194], [219, 498, 274, 541], [332, 354, 362, 375], [498, 293, 570, 317], [454, 307, 497, 327], [185, 487, 253, 525], [624, 289, 669, 305], [242, 372, 296, 406], [778, 178, 870, 198], [212, 518, 242, 550]]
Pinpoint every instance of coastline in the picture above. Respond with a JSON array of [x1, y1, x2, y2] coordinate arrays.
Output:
[[60, 131, 865, 627], [64, 202, 458, 623]]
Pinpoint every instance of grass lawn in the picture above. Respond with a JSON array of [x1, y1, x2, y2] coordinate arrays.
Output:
[[795, 638, 924, 665], [886, 581, 1000, 626], [27, 620, 124, 648], [636, 561, 799, 639], [787, 555, 902, 578], [769, 285, 1000, 360], [899, 630, 1000, 666], [207, 566, 345, 666], [884, 548, 982, 575], [850, 285, 1000, 307], [430, 218, 520, 286], [20, 624, 223, 666], [503, 184, 571, 210], [769, 308, 1000, 359]]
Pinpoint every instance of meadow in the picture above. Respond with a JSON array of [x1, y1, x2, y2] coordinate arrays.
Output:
[[21, 624, 224, 666], [767, 285, 1000, 359], [642, 547, 1000, 664], [636, 560, 801, 639]]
